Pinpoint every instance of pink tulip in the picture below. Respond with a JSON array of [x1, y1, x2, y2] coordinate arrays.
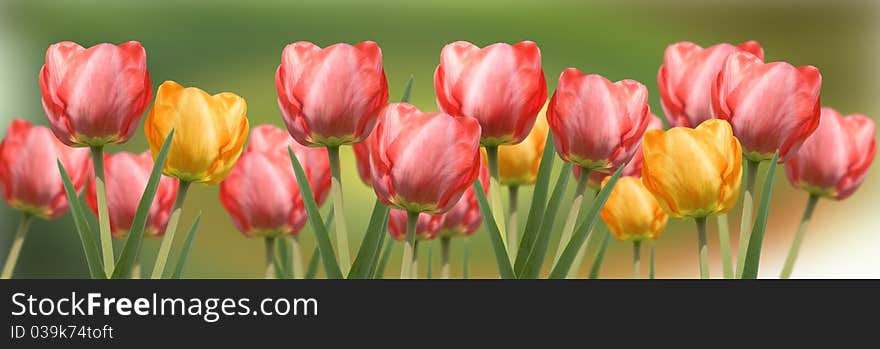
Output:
[[713, 52, 822, 162], [0, 119, 90, 219], [434, 41, 547, 146], [370, 103, 482, 214], [352, 135, 373, 186], [387, 209, 440, 241], [785, 107, 876, 200], [85, 152, 178, 238], [39, 41, 152, 147], [658, 41, 763, 128], [575, 113, 664, 185], [275, 41, 389, 147], [435, 153, 490, 238], [219, 125, 331, 237], [548, 69, 651, 172]]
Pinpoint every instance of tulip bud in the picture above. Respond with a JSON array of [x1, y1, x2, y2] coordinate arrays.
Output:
[[600, 176, 668, 241], [785, 107, 876, 200], [641, 119, 742, 219], [497, 102, 549, 186], [576, 113, 664, 186], [713, 52, 822, 162], [144, 81, 249, 184], [352, 134, 374, 186], [85, 152, 178, 238], [436, 153, 490, 238], [387, 209, 440, 241], [434, 41, 547, 146], [220, 125, 330, 237], [39, 41, 153, 147], [658, 41, 763, 128], [548, 70, 651, 172], [0, 119, 90, 219], [275, 41, 389, 147], [369, 103, 482, 214]]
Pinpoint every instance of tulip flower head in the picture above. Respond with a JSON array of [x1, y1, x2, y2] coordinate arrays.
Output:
[[712, 52, 822, 162], [434, 41, 547, 146], [39, 41, 153, 147], [387, 209, 440, 242], [577, 113, 665, 186], [601, 176, 668, 242], [275, 41, 389, 147], [352, 132, 374, 186], [658, 41, 763, 128], [369, 103, 482, 214], [641, 119, 742, 219], [785, 108, 876, 200], [0, 119, 91, 219], [497, 102, 549, 186], [145, 81, 249, 184], [436, 153, 490, 238], [85, 152, 178, 238]]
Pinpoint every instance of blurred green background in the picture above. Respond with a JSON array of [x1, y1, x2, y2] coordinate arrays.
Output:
[[1, 0, 877, 278]]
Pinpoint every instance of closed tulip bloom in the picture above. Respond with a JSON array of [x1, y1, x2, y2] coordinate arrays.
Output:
[[713, 52, 822, 162], [275, 41, 389, 147], [641, 119, 742, 219], [220, 125, 330, 237], [370, 103, 482, 214], [144, 81, 249, 184], [39, 41, 152, 147], [577, 113, 665, 185], [658, 41, 763, 128], [352, 135, 374, 186], [0, 119, 90, 219], [497, 102, 549, 186], [434, 41, 547, 146], [548, 70, 651, 172], [436, 154, 490, 238], [85, 152, 178, 238], [387, 209, 440, 241], [601, 176, 668, 241], [785, 108, 876, 200]]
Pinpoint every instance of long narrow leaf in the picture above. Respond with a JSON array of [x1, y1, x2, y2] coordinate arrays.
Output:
[[275, 236, 292, 279], [289, 147, 343, 278], [58, 161, 104, 278], [400, 75, 414, 103], [112, 130, 175, 279], [305, 246, 321, 279], [549, 165, 624, 278], [348, 199, 390, 279], [588, 227, 610, 279], [741, 150, 779, 279], [372, 239, 394, 279], [473, 181, 515, 279], [170, 212, 202, 279], [519, 163, 573, 278], [514, 133, 555, 274]]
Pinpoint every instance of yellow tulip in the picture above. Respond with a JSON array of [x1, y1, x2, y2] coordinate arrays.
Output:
[[497, 102, 549, 186], [641, 119, 742, 219], [600, 176, 667, 241], [145, 81, 249, 184]]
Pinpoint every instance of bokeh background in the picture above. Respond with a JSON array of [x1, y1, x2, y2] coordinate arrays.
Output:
[[1, 0, 877, 278]]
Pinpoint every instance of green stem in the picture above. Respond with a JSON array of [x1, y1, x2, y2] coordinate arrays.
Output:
[[780, 194, 820, 279], [400, 211, 418, 279], [132, 254, 141, 280], [264, 237, 276, 279], [1, 213, 32, 279], [695, 217, 710, 279], [632, 240, 641, 279], [426, 242, 432, 279], [289, 236, 304, 279], [551, 168, 590, 271], [568, 190, 600, 278], [151, 180, 191, 279], [326, 146, 351, 276], [375, 237, 393, 279], [649, 240, 655, 279], [484, 146, 508, 252], [440, 237, 451, 279], [91, 146, 115, 277], [507, 185, 519, 260], [735, 159, 760, 278], [587, 228, 610, 279], [717, 214, 733, 279], [463, 237, 470, 279], [411, 240, 419, 279]]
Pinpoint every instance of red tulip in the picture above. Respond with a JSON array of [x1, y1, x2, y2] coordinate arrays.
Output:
[[387, 209, 440, 241], [275, 41, 389, 147], [785, 107, 876, 200], [434, 41, 547, 146], [369, 103, 482, 214], [219, 125, 331, 237], [85, 152, 177, 238], [39, 41, 152, 147], [658, 41, 763, 128], [575, 113, 664, 185], [352, 135, 373, 186], [548, 70, 651, 172], [0, 119, 90, 219], [712, 52, 822, 162], [435, 153, 490, 238]]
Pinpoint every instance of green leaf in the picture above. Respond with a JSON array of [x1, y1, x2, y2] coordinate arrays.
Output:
[[274, 236, 292, 279], [549, 165, 624, 279], [741, 150, 779, 279], [514, 133, 557, 276], [400, 75, 414, 103], [473, 181, 515, 279], [112, 129, 174, 279], [588, 227, 610, 279], [170, 212, 202, 279], [305, 246, 320, 279], [519, 162, 572, 279], [58, 161, 104, 279], [372, 239, 394, 279], [348, 199, 390, 279], [426, 243, 433, 279], [289, 147, 343, 279]]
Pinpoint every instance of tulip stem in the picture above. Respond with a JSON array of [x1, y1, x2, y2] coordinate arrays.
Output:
[[716, 214, 734, 279], [289, 236, 304, 279], [735, 159, 760, 278], [463, 237, 470, 279], [264, 237, 276, 279], [91, 146, 115, 277], [375, 237, 394, 279], [326, 146, 351, 276], [587, 228, 610, 279], [507, 185, 519, 260], [649, 241, 655, 279], [695, 217, 710, 279], [132, 254, 141, 279], [780, 194, 820, 279], [400, 211, 418, 279], [1, 213, 33, 279], [484, 146, 508, 253], [568, 190, 600, 278], [151, 180, 191, 279], [551, 168, 591, 273], [440, 237, 451, 279], [632, 241, 641, 279], [412, 240, 419, 279]]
